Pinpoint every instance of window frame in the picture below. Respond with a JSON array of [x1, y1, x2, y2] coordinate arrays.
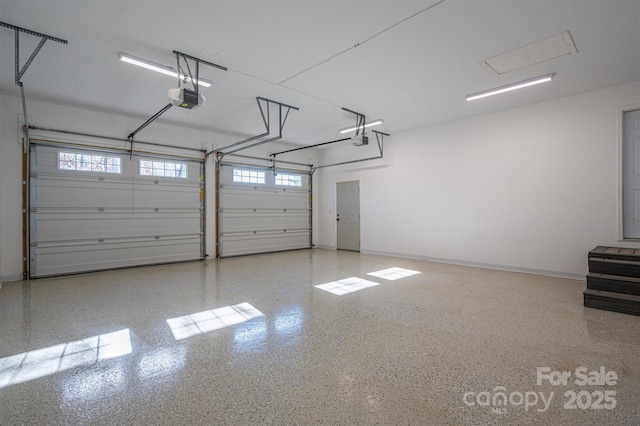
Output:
[[275, 172, 302, 187], [232, 168, 266, 184], [58, 151, 122, 174], [139, 159, 188, 179]]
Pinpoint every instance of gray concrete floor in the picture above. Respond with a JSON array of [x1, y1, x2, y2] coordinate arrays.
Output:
[[0, 249, 639, 425]]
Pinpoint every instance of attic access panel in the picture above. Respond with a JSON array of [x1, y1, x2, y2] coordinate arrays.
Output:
[[482, 31, 578, 75]]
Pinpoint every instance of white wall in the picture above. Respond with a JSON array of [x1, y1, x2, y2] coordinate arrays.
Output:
[[0, 93, 26, 284], [314, 81, 640, 279], [0, 95, 314, 281], [0, 92, 6, 287], [4, 82, 639, 281], [0, 1, 3, 288]]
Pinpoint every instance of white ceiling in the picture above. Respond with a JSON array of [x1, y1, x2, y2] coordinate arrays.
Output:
[[1, 0, 639, 147]]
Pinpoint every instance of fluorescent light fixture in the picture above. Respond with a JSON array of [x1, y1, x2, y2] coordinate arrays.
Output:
[[118, 52, 212, 88], [465, 73, 554, 101], [339, 119, 384, 134]]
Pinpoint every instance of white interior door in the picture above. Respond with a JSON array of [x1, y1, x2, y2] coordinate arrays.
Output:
[[336, 181, 360, 251], [623, 109, 640, 239]]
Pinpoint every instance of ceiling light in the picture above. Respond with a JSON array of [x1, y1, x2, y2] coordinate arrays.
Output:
[[339, 119, 384, 134], [118, 52, 212, 88], [465, 74, 554, 101]]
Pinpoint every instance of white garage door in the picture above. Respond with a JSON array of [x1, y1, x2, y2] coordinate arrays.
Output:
[[29, 142, 204, 277], [218, 162, 311, 257]]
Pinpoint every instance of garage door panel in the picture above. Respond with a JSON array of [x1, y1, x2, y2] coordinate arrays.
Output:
[[131, 187, 201, 207], [33, 185, 135, 209], [30, 143, 204, 277], [220, 231, 310, 257], [218, 163, 311, 257], [220, 212, 309, 232], [33, 179, 200, 209], [34, 238, 202, 277], [32, 174, 136, 187], [221, 188, 308, 210], [34, 150, 58, 167], [33, 213, 200, 241]]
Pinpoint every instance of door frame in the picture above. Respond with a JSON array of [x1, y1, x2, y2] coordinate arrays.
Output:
[[619, 104, 640, 241]]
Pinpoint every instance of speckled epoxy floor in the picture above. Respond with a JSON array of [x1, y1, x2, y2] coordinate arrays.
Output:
[[1, 249, 639, 425]]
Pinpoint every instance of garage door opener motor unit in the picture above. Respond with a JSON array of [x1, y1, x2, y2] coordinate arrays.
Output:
[[168, 87, 205, 110], [351, 134, 368, 146]]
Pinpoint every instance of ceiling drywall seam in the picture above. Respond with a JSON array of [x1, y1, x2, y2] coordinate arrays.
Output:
[[278, 0, 448, 85], [220, 0, 448, 112]]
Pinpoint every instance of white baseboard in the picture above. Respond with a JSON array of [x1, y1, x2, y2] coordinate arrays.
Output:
[[1, 274, 24, 284], [360, 249, 586, 281]]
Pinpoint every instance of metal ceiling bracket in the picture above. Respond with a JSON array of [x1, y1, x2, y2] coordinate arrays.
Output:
[[1, 22, 68, 151], [212, 97, 273, 155], [1, 22, 68, 85], [374, 129, 386, 155], [223, 98, 299, 156], [173, 50, 227, 96], [257, 97, 271, 133], [173, 50, 228, 72], [211, 97, 299, 160], [342, 107, 366, 135]]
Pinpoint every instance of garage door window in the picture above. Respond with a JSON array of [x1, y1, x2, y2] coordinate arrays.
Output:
[[233, 169, 265, 184], [59, 151, 121, 173], [275, 173, 301, 187], [140, 160, 187, 178]]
